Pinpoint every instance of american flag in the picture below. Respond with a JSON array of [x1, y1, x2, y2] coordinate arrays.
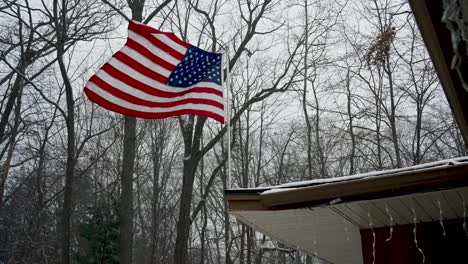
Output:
[[84, 21, 224, 123]]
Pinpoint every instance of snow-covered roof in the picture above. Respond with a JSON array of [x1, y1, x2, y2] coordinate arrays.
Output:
[[230, 156, 468, 194], [226, 156, 468, 212]]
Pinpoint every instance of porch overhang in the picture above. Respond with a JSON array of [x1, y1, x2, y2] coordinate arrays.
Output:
[[226, 159, 468, 263]]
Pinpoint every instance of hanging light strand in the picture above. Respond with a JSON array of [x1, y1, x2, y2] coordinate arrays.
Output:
[[412, 208, 426, 264], [368, 212, 376, 264], [462, 196, 468, 238], [385, 204, 394, 242], [437, 200, 446, 237]]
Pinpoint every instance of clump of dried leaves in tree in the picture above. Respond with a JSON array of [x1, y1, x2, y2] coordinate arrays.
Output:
[[366, 25, 396, 66]]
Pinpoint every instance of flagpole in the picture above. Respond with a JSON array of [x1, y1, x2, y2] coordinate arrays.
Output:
[[224, 47, 232, 190]]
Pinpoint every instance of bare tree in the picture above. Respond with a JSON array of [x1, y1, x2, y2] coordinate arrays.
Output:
[[171, 0, 306, 263]]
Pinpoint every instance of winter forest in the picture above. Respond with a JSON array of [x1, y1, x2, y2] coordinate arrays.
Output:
[[0, 0, 466, 263]]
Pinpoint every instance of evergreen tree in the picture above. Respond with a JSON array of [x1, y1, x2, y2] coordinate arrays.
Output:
[[76, 205, 119, 264]]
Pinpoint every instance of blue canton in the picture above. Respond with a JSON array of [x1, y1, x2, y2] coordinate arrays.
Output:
[[167, 46, 222, 88]]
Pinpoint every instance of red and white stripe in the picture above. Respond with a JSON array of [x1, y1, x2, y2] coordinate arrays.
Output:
[[84, 21, 225, 123]]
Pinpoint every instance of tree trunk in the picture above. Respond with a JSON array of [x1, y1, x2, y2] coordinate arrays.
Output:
[[384, 55, 402, 168], [199, 204, 207, 264], [0, 65, 25, 145], [119, 116, 137, 264], [0, 83, 23, 206], [54, 0, 77, 261], [149, 122, 162, 264], [311, 73, 326, 178], [57, 39, 76, 264], [255, 103, 265, 186], [223, 156, 233, 264], [302, 0, 313, 180], [174, 157, 199, 263], [174, 115, 206, 264], [374, 68, 383, 170], [414, 101, 423, 165], [345, 70, 356, 175], [118, 4, 143, 263]]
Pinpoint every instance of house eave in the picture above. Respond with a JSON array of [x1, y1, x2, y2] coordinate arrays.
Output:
[[226, 162, 468, 211]]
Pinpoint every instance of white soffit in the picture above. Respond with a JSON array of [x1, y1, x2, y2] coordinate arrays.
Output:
[[333, 186, 468, 228], [233, 207, 364, 264]]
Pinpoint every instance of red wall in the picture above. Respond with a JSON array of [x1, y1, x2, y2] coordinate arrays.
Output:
[[360, 219, 468, 263]]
